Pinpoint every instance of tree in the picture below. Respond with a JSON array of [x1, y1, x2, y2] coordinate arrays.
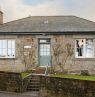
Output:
[[18, 38, 37, 71], [52, 42, 73, 72]]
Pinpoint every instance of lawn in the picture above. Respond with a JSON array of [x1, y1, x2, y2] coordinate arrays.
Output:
[[21, 72, 31, 79], [51, 74, 95, 81]]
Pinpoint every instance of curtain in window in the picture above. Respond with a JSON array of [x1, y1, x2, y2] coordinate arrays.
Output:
[[86, 39, 93, 58]]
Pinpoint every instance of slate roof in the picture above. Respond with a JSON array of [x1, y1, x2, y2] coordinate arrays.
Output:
[[0, 16, 95, 33]]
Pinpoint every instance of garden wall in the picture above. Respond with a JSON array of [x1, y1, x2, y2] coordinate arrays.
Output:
[[1, 71, 95, 97], [0, 71, 23, 92], [40, 76, 95, 97]]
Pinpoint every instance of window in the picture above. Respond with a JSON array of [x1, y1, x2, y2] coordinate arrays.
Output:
[[39, 39, 50, 43], [0, 40, 15, 58], [40, 44, 50, 56], [39, 39, 50, 56], [75, 39, 94, 58]]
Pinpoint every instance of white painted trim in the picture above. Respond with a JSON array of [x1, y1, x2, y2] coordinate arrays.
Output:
[[75, 39, 94, 58]]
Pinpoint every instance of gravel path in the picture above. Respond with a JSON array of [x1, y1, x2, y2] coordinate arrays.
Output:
[[0, 91, 41, 97]]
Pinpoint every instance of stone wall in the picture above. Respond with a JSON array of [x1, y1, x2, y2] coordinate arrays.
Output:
[[0, 35, 37, 72], [0, 35, 95, 74], [40, 76, 95, 97], [51, 35, 95, 75], [0, 71, 22, 92]]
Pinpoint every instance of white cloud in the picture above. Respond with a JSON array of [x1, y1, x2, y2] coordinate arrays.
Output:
[[0, 0, 64, 22], [63, 0, 95, 22], [0, 0, 95, 22]]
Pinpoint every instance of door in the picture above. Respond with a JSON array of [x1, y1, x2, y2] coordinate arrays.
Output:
[[39, 39, 51, 67]]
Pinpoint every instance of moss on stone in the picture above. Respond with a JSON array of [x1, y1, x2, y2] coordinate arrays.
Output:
[[51, 74, 95, 81], [21, 72, 31, 78]]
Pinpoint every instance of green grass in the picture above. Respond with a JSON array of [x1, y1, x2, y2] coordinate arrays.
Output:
[[21, 72, 31, 79], [50, 74, 95, 81]]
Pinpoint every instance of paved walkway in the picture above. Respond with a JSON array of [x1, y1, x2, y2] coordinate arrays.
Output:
[[0, 91, 41, 97]]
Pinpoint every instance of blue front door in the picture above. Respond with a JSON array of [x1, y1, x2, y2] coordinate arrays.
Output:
[[39, 39, 51, 67]]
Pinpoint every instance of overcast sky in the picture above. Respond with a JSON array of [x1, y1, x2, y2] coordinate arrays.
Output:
[[0, 0, 95, 22]]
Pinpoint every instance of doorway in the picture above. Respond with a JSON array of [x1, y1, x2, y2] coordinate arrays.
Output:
[[38, 39, 51, 67]]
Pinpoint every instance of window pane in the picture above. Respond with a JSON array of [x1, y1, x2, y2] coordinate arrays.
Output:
[[2, 49, 6, 56], [8, 49, 12, 56], [40, 49, 44, 52], [44, 44, 47, 48], [47, 44, 50, 49], [76, 40, 84, 57], [12, 40, 15, 49], [47, 48, 50, 52], [43, 52, 47, 56], [86, 39, 94, 57], [40, 52, 43, 56], [12, 49, 15, 56], [44, 48, 47, 52], [0, 40, 2, 48], [0, 49, 2, 55], [40, 40, 46, 43], [40, 39, 50, 43], [8, 40, 12, 48], [47, 52, 50, 56], [40, 45, 43, 49], [3, 40, 7, 48]]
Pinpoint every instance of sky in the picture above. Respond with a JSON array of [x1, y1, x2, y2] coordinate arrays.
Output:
[[0, 0, 95, 22]]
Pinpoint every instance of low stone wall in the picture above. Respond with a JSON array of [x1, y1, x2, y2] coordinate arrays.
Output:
[[22, 74, 32, 92], [40, 76, 95, 97], [0, 71, 23, 92], [1, 71, 95, 97]]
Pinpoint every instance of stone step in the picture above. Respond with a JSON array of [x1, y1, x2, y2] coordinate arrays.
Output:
[[29, 83, 40, 86], [30, 76, 40, 78], [27, 75, 41, 91], [28, 84, 40, 87], [29, 81, 40, 83], [27, 88, 40, 91], [27, 86, 40, 89], [30, 78, 40, 81], [30, 76, 40, 79], [27, 87, 40, 89]]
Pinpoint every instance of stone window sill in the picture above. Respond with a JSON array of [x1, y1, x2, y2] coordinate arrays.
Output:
[[73, 58, 95, 61], [0, 57, 15, 59]]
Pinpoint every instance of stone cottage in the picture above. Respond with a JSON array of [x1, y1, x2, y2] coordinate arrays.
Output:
[[0, 10, 95, 74]]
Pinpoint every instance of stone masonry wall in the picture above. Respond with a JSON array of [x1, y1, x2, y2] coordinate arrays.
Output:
[[0, 35, 37, 72], [40, 76, 95, 97], [0, 71, 22, 92], [52, 35, 95, 75], [0, 35, 95, 74]]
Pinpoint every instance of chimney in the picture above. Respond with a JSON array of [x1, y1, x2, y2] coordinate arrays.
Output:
[[0, 10, 3, 24]]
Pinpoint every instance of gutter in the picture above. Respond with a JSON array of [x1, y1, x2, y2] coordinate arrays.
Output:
[[0, 31, 95, 35]]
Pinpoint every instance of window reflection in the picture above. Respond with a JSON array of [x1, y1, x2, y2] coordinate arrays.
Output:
[[76, 40, 84, 57], [39, 39, 50, 56], [75, 39, 94, 58], [86, 39, 93, 57], [0, 40, 15, 57]]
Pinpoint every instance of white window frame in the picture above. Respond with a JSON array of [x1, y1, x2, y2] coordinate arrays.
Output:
[[75, 39, 94, 58], [0, 39, 15, 58]]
